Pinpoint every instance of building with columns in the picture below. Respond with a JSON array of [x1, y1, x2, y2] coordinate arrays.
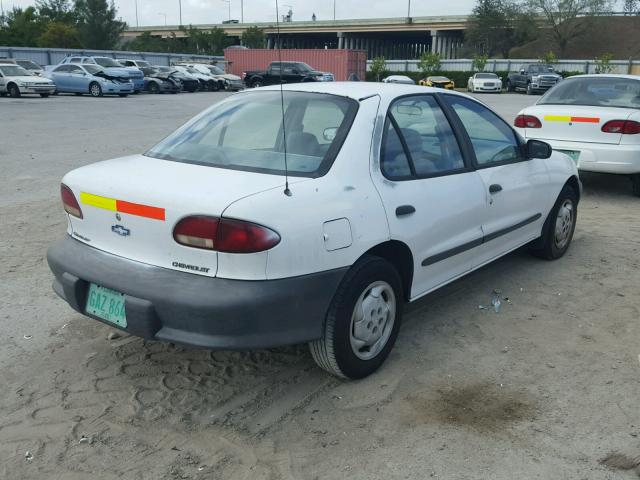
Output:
[[122, 15, 468, 59]]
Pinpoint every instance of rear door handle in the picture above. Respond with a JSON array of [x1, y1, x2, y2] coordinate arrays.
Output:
[[489, 184, 503, 194], [396, 205, 416, 217]]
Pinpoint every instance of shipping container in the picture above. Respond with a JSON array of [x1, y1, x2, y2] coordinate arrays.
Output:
[[224, 48, 367, 82]]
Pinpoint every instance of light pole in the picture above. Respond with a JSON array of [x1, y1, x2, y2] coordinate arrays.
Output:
[[221, 0, 230, 22], [333, 0, 336, 21], [407, 0, 411, 17], [240, 0, 243, 23], [158, 12, 167, 25], [179, 0, 182, 25], [134, 0, 139, 27]]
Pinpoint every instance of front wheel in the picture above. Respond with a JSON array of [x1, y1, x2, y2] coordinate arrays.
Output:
[[530, 184, 578, 260], [631, 174, 640, 197], [8, 83, 20, 98], [89, 82, 102, 97], [251, 80, 263, 88], [310, 256, 403, 379], [40, 93, 50, 98]]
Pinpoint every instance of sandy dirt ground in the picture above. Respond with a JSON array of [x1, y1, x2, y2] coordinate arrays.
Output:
[[1, 92, 639, 480]]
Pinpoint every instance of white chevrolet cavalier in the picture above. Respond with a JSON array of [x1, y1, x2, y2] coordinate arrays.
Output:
[[514, 74, 640, 196], [48, 83, 580, 379]]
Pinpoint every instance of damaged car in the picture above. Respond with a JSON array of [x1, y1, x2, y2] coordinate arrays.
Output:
[[155, 66, 199, 93], [144, 69, 182, 94], [44, 64, 134, 97]]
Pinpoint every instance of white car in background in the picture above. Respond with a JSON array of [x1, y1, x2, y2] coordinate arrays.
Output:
[[514, 74, 640, 196], [47, 83, 579, 379], [468, 72, 503, 93], [382, 75, 415, 85], [0, 63, 56, 97]]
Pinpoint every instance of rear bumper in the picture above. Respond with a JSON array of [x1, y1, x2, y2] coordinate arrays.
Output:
[[521, 136, 640, 174], [47, 236, 347, 349]]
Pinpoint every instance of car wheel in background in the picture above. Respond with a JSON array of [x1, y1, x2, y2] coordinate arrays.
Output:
[[631, 174, 640, 197], [506, 80, 513, 92], [118, 93, 128, 97], [0, 92, 7, 97], [529, 184, 578, 260], [526, 83, 534, 95], [8, 83, 20, 98], [209, 81, 219, 92], [310, 255, 403, 379], [252, 80, 263, 88], [148, 82, 160, 94], [89, 82, 102, 97], [40, 93, 50, 98]]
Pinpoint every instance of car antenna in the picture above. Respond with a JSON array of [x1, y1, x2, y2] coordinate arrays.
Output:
[[275, 0, 292, 197]]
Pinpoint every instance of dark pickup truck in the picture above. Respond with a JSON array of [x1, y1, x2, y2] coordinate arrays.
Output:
[[506, 64, 563, 95], [242, 61, 334, 88]]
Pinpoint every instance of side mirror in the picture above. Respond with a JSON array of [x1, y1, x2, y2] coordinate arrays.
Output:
[[526, 139, 552, 159]]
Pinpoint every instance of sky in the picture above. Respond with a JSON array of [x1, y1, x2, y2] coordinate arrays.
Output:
[[4, 0, 477, 27]]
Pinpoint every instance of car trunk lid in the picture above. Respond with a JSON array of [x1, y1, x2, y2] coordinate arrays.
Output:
[[524, 105, 635, 144], [63, 155, 289, 278]]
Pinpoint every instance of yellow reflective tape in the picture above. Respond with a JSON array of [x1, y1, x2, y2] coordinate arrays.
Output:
[[544, 115, 572, 122], [80, 192, 117, 211]]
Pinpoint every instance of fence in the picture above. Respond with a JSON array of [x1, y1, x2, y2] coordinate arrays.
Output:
[[0, 46, 223, 67], [371, 58, 640, 75]]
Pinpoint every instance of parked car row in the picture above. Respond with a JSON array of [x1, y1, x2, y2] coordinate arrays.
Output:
[[0, 56, 243, 98]]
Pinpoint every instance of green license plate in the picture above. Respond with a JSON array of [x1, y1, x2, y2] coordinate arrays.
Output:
[[557, 150, 580, 164], [86, 283, 127, 328]]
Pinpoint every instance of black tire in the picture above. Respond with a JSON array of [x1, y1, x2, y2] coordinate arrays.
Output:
[[8, 83, 20, 98], [526, 83, 534, 95], [39, 93, 50, 98], [0, 92, 7, 97], [506, 80, 514, 92], [631, 174, 640, 197], [209, 81, 219, 92], [309, 256, 403, 379], [529, 184, 578, 260], [148, 82, 160, 94], [118, 93, 128, 97], [89, 82, 102, 97], [251, 79, 263, 88]]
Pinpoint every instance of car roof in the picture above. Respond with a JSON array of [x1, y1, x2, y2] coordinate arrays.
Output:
[[560, 74, 640, 80], [257, 81, 467, 101]]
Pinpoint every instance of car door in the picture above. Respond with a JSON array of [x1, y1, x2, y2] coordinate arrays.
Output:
[[51, 65, 72, 92], [66, 65, 87, 91], [440, 94, 552, 267], [371, 94, 488, 299]]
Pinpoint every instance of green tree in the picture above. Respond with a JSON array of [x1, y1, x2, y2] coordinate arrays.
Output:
[[472, 53, 489, 71], [241, 26, 264, 48], [39, 21, 81, 47], [539, 50, 557, 64], [0, 7, 44, 46], [594, 52, 614, 73], [528, 0, 612, 56], [36, 0, 76, 24], [465, 0, 537, 58], [418, 52, 441, 76], [370, 56, 387, 81], [74, 0, 125, 49]]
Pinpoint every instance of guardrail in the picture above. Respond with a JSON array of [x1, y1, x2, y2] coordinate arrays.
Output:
[[370, 58, 640, 74], [0, 46, 223, 67]]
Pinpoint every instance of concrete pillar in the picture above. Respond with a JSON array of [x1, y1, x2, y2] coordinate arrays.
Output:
[[338, 32, 344, 49]]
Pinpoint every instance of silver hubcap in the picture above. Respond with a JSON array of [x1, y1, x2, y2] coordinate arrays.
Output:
[[349, 281, 396, 361], [554, 199, 574, 249], [91, 85, 100, 95]]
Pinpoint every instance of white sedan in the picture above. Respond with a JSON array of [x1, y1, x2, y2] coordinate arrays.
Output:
[[47, 83, 580, 379], [0, 63, 56, 97], [468, 72, 503, 93], [514, 74, 640, 196]]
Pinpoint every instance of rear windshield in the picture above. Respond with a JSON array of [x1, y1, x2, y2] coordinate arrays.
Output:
[[146, 91, 358, 177], [539, 77, 640, 108], [429, 76, 450, 82]]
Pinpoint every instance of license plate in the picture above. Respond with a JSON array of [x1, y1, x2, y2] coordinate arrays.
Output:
[[557, 150, 580, 164], [85, 283, 127, 328]]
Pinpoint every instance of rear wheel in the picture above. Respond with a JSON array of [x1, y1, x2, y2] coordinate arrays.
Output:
[[530, 184, 578, 260], [89, 82, 102, 97], [148, 82, 160, 94], [631, 174, 640, 197], [251, 79, 263, 88], [118, 93, 128, 97], [309, 256, 403, 379], [39, 93, 50, 98], [8, 83, 20, 98]]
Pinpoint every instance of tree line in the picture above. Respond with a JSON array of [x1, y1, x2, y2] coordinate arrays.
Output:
[[0, 0, 125, 50]]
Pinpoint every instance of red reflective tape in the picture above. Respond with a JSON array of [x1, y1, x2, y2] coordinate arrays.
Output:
[[116, 200, 165, 221], [570, 116, 600, 123]]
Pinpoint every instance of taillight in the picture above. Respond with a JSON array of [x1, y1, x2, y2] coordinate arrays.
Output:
[[61, 184, 83, 218], [173, 216, 280, 253], [601, 120, 640, 134], [514, 114, 542, 129]]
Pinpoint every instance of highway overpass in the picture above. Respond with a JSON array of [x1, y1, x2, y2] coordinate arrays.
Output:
[[122, 16, 469, 59]]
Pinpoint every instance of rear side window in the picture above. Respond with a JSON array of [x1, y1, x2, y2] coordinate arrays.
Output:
[[146, 91, 358, 177], [539, 77, 640, 108], [443, 95, 521, 167], [381, 95, 465, 179]]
